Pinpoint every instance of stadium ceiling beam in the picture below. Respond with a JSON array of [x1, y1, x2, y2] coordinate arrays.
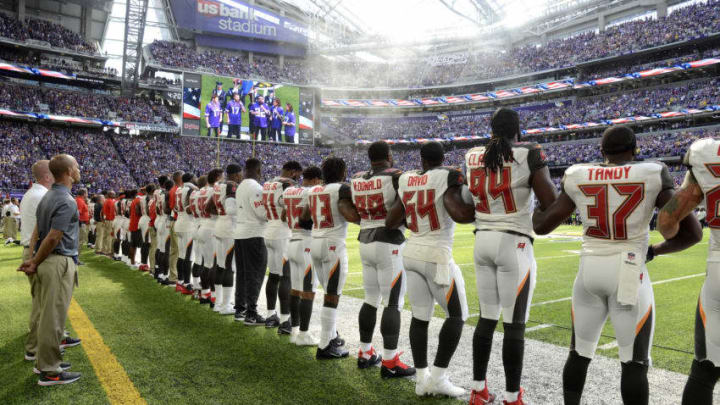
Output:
[[437, 0, 485, 27]]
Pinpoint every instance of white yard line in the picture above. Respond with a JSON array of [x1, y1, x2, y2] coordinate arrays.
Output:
[[532, 273, 706, 307], [598, 341, 619, 351]]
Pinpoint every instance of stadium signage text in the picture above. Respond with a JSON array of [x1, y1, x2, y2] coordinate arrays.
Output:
[[171, 0, 308, 45]]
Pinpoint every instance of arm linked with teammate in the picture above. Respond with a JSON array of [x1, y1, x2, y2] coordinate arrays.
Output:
[[652, 174, 703, 257], [385, 198, 405, 230], [531, 166, 558, 211], [532, 192, 576, 235], [444, 185, 475, 224]]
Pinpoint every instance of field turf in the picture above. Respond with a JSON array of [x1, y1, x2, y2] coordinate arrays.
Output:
[[0, 225, 707, 403]]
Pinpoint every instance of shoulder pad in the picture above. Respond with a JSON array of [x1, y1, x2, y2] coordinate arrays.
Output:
[[352, 171, 368, 179]]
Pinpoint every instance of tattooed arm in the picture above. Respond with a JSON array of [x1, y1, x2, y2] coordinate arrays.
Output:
[[657, 171, 704, 242]]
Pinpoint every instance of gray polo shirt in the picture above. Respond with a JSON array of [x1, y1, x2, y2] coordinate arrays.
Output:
[[35, 183, 79, 257]]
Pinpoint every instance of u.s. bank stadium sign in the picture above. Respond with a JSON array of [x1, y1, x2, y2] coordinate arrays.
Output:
[[171, 0, 308, 46], [124, 123, 180, 134]]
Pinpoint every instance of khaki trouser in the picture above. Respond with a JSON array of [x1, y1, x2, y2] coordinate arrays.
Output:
[[148, 227, 157, 274], [22, 247, 41, 354], [79, 223, 89, 248], [94, 221, 105, 253], [169, 221, 179, 282], [102, 221, 114, 255], [35, 254, 77, 374], [3, 217, 17, 240]]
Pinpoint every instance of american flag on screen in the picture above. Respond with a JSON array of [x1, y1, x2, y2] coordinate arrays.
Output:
[[469, 93, 490, 101], [183, 87, 201, 119], [322, 99, 342, 106]]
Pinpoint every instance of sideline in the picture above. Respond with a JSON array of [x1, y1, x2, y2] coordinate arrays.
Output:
[[68, 299, 147, 405]]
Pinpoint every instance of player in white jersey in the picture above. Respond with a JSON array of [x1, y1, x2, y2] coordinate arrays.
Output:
[[197, 169, 222, 307], [138, 184, 155, 272], [175, 173, 198, 294], [212, 164, 242, 315], [262, 161, 302, 331], [300, 157, 361, 359], [386, 141, 474, 398], [281, 166, 322, 345], [656, 137, 720, 405], [533, 126, 702, 405], [464, 108, 559, 405], [349, 141, 415, 378], [189, 176, 207, 298], [156, 180, 175, 286]]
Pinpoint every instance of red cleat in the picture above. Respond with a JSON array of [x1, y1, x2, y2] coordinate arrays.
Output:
[[175, 283, 183, 293], [502, 388, 526, 405], [470, 385, 496, 404], [380, 352, 416, 378]]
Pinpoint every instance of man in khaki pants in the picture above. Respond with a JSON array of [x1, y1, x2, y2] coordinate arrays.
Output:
[[19, 154, 83, 386]]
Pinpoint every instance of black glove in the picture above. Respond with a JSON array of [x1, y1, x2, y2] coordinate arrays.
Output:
[[646, 245, 656, 263]]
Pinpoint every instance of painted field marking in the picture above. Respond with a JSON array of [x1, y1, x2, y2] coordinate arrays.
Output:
[[532, 273, 705, 307], [68, 299, 147, 405], [526, 323, 553, 333]]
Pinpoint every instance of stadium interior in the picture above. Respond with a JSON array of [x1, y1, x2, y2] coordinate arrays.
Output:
[[1, 0, 720, 404]]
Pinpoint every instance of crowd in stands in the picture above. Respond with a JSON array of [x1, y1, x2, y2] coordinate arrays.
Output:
[[0, 12, 96, 54], [0, 81, 176, 125], [0, 119, 711, 196], [146, 1, 719, 88], [321, 77, 720, 141]]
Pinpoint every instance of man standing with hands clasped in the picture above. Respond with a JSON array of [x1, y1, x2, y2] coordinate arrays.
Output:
[[18, 154, 83, 386]]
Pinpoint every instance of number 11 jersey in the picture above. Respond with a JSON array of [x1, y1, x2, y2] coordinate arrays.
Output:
[[562, 161, 673, 256]]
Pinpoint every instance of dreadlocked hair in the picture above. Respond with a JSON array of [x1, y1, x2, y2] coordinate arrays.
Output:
[[485, 107, 520, 172]]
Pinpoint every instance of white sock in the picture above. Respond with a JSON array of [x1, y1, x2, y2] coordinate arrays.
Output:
[[222, 286, 233, 307], [416, 367, 428, 381], [291, 326, 300, 335], [267, 309, 276, 318], [359, 342, 372, 354], [505, 391, 518, 402], [383, 348, 397, 360], [320, 306, 337, 348], [472, 380, 486, 391], [214, 284, 223, 302], [192, 277, 200, 290], [280, 313, 290, 323], [431, 366, 447, 381]]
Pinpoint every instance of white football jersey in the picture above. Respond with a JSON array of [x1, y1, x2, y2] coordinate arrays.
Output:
[[563, 161, 674, 256], [397, 167, 464, 251], [465, 143, 547, 238], [350, 167, 406, 245], [189, 189, 202, 220], [196, 186, 216, 227], [154, 189, 165, 218], [282, 186, 311, 239], [175, 183, 198, 233], [685, 138, 720, 252], [263, 176, 295, 240], [307, 182, 351, 240], [139, 193, 149, 217], [213, 180, 238, 239]]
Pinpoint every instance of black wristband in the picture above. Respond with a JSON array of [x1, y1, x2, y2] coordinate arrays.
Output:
[[646, 245, 656, 263]]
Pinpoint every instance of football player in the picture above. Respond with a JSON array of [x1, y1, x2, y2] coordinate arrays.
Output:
[[532, 126, 702, 405], [282, 166, 322, 345], [189, 176, 208, 297], [213, 164, 242, 314], [175, 173, 198, 294], [300, 157, 361, 359], [656, 137, 720, 405], [138, 184, 155, 272], [234, 158, 269, 325], [464, 108, 558, 405], [349, 141, 415, 378], [386, 141, 474, 398], [197, 169, 223, 306], [156, 179, 175, 286], [263, 161, 302, 331]]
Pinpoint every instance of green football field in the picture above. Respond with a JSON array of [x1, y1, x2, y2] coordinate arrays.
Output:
[[0, 225, 707, 403], [199, 74, 300, 139]]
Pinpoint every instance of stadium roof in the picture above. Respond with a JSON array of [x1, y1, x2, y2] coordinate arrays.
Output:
[[285, 0, 605, 52]]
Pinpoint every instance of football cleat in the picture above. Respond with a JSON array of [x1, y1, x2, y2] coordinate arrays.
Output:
[[289, 331, 298, 344], [357, 347, 382, 369], [295, 332, 318, 346], [316, 343, 349, 360], [502, 388, 526, 405], [38, 371, 81, 386], [234, 309, 246, 322], [265, 314, 280, 328], [199, 297, 211, 305], [330, 333, 345, 347], [182, 284, 193, 295], [380, 352, 416, 378], [175, 283, 183, 293], [25, 352, 36, 361], [427, 375, 465, 397], [60, 336, 81, 349], [470, 386, 496, 404], [34, 362, 71, 375], [243, 313, 266, 326], [277, 321, 292, 335], [218, 305, 235, 316], [415, 370, 429, 396]]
